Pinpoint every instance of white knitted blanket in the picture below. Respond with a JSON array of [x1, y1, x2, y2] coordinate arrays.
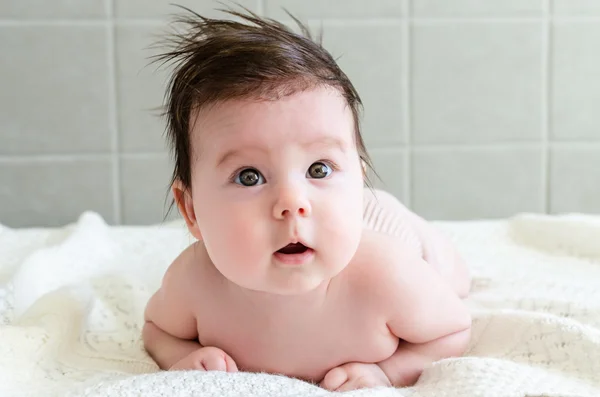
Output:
[[1, 212, 599, 397]]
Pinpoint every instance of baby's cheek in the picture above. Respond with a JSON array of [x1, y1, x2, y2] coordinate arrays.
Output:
[[220, 216, 265, 258], [319, 200, 362, 254], [331, 194, 362, 228], [207, 219, 265, 284]]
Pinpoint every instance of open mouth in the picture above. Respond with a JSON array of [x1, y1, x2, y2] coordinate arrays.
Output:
[[276, 243, 309, 255], [273, 242, 314, 265]]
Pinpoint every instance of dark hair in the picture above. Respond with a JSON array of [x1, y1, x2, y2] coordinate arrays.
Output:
[[152, 4, 375, 214]]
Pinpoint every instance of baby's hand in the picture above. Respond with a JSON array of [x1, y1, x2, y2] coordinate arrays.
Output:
[[169, 346, 238, 372], [319, 362, 391, 391]]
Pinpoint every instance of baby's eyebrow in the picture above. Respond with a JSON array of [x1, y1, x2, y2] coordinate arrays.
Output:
[[216, 137, 347, 166], [303, 137, 347, 152], [216, 146, 267, 167]]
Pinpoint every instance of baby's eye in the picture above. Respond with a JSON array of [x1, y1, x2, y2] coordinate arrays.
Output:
[[234, 168, 265, 186], [307, 162, 332, 179]]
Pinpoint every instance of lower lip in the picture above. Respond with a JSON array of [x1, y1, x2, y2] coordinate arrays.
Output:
[[273, 248, 315, 265]]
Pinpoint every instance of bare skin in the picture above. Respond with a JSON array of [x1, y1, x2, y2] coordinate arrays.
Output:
[[143, 87, 471, 391], [144, 190, 471, 391]]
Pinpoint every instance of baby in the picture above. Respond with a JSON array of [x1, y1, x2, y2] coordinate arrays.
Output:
[[143, 7, 471, 392]]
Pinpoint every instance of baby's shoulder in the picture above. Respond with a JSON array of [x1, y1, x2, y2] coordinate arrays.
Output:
[[344, 229, 426, 305], [350, 229, 420, 275], [161, 241, 214, 297]]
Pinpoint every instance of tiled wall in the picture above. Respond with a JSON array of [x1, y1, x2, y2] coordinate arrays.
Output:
[[1, 0, 599, 227]]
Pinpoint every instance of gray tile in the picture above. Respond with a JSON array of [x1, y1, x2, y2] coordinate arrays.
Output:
[[551, 22, 600, 141], [0, 26, 111, 155], [553, 0, 600, 15], [120, 154, 178, 224], [265, 0, 404, 19], [0, 0, 107, 18], [115, 24, 171, 152], [412, 22, 543, 144], [367, 148, 407, 202], [412, 0, 544, 17], [319, 22, 405, 146], [0, 158, 114, 227], [550, 146, 600, 214], [412, 147, 544, 220], [114, 0, 259, 19]]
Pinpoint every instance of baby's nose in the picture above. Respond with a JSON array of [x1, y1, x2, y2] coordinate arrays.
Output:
[[273, 188, 312, 219]]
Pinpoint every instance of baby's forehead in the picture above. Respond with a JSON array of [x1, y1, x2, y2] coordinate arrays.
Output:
[[191, 89, 355, 152]]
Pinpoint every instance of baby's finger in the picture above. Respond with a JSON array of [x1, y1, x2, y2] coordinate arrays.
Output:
[[320, 367, 348, 391], [335, 380, 357, 392], [201, 355, 227, 371], [169, 358, 206, 371], [224, 354, 238, 372], [339, 375, 385, 392]]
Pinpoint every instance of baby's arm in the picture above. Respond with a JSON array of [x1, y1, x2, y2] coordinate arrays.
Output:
[[378, 328, 471, 387], [373, 232, 471, 387], [143, 247, 238, 372], [320, 230, 470, 391], [143, 252, 202, 369], [363, 189, 470, 297]]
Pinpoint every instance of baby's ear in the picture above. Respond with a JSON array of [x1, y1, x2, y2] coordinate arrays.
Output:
[[172, 180, 203, 241]]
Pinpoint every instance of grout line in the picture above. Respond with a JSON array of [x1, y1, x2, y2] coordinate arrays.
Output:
[[548, 141, 600, 148], [106, 0, 122, 224], [257, 0, 265, 16], [0, 19, 106, 26], [0, 152, 173, 162], [411, 16, 600, 23], [402, 0, 412, 208], [411, 142, 547, 151], [5, 15, 600, 26], [0, 154, 113, 162], [307, 17, 405, 25], [111, 19, 165, 26], [406, 0, 413, 17], [541, 0, 551, 214], [542, 15, 600, 22], [410, 17, 545, 24], [369, 146, 408, 153], [104, 0, 111, 20], [119, 152, 170, 158], [2, 141, 597, 164]]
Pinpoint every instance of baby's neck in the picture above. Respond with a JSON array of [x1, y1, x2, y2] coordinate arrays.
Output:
[[226, 279, 335, 312]]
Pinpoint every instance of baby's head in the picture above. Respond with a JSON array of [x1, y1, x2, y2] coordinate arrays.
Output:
[[156, 7, 374, 295]]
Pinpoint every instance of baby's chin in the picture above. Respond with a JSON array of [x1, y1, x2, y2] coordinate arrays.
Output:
[[264, 281, 325, 296]]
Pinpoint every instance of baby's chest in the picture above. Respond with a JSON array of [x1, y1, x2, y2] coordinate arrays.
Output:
[[195, 304, 399, 382]]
